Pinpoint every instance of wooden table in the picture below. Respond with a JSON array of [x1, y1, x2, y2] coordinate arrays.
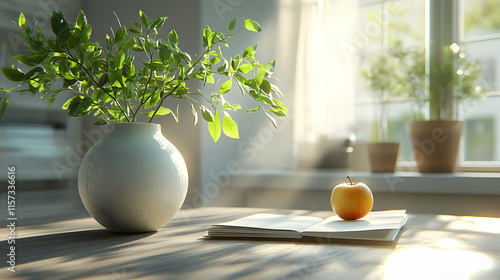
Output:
[[2, 207, 500, 280]]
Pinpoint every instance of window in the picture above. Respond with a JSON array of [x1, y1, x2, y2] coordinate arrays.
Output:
[[199, 0, 500, 182], [350, 0, 500, 169], [459, 0, 500, 166]]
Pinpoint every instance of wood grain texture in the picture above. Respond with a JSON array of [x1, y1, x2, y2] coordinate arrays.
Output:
[[1, 207, 500, 280]]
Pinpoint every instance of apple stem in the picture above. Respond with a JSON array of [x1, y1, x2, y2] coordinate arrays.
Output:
[[347, 176, 353, 185]]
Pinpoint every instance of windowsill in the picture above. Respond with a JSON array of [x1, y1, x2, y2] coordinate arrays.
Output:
[[228, 169, 500, 195]]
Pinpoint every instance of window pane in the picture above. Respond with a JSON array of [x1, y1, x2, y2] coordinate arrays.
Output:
[[463, 0, 500, 38], [355, 0, 425, 147], [460, 2, 500, 164], [460, 96, 500, 163]]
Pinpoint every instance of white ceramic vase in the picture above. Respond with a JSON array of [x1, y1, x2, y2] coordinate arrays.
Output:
[[78, 123, 188, 233]]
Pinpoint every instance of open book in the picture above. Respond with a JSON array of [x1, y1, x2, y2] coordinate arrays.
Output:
[[207, 210, 408, 242]]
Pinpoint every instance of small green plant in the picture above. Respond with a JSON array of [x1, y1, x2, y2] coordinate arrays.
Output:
[[362, 41, 486, 124], [0, 10, 287, 142], [429, 43, 485, 120]]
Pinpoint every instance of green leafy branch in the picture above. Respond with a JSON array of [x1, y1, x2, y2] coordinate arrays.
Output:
[[0, 11, 288, 142]]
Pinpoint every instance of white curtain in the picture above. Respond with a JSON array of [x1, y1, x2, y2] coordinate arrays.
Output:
[[294, 0, 358, 142], [291, 0, 358, 166]]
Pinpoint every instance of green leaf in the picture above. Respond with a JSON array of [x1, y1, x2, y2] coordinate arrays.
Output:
[[159, 44, 172, 63], [2, 67, 25, 81], [128, 28, 141, 34], [0, 96, 9, 119], [243, 44, 258, 59], [139, 10, 150, 29], [271, 109, 287, 116], [115, 50, 125, 69], [97, 74, 109, 87], [93, 119, 108, 125], [203, 25, 212, 47], [244, 18, 262, 32], [228, 18, 237, 32], [219, 79, 232, 94], [245, 107, 260, 113], [144, 107, 171, 117], [260, 79, 272, 94], [75, 10, 87, 30], [18, 13, 26, 27], [50, 11, 64, 34], [222, 112, 239, 139], [63, 95, 93, 117], [168, 30, 178, 45], [200, 105, 214, 122], [151, 16, 167, 30], [115, 26, 126, 43], [258, 60, 276, 78], [81, 25, 92, 42], [11, 54, 37, 66], [238, 63, 253, 74], [207, 110, 221, 142], [230, 54, 241, 72], [59, 59, 73, 80], [92, 88, 105, 102], [143, 62, 165, 71]]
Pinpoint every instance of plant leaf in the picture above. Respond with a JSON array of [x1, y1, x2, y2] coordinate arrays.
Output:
[[222, 112, 239, 139], [115, 26, 126, 43], [2, 67, 25, 81], [207, 110, 221, 142], [0, 96, 9, 119], [200, 105, 214, 122], [245, 107, 260, 113], [93, 119, 108, 125], [219, 79, 232, 94], [139, 10, 150, 29], [244, 18, 262, 32], [18, 13, 26, 27], [228, 18, 236, 31], [115, 50, 125, 69], [168, 30, 178, 45], [243, 44, 258, 59], [238, 63, 253, 74]]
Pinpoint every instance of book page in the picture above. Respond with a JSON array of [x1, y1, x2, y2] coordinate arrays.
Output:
[[213, 213, 323, 232], [303, 210, 407, 233]]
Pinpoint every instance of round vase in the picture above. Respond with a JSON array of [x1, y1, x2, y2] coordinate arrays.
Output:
[[78, 123, 188, 233]]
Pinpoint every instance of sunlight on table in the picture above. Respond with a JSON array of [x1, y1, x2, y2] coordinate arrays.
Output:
[[384, 247, 494, 280]]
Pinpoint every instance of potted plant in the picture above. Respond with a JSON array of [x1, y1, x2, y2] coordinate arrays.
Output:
[[406, 43, 485, 173], [0, 11, 287, 232], [360, 42, 409, 173]]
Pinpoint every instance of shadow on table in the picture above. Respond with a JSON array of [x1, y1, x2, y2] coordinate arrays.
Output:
[[0, 229, 155, 267]]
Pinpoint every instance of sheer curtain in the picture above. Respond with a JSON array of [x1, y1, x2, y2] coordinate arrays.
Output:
[[292, 0, 358, 168]]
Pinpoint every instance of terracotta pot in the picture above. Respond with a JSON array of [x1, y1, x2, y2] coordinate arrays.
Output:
[[367, 142, 400, 173], [407, 120, 463, 173]]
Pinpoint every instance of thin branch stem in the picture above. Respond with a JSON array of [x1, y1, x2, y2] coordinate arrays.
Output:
[[61, 48, 131, 122]]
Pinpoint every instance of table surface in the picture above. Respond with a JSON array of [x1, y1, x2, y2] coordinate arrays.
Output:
[[2, 206, 500, 280]]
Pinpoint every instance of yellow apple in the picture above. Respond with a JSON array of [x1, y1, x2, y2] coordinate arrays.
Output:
[[330, 176, 373, 220]]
